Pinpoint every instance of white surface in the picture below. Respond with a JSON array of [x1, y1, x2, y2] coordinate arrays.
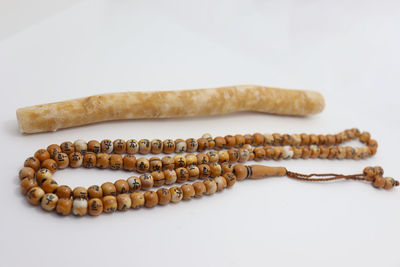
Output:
[[0, 1, 399, 266]]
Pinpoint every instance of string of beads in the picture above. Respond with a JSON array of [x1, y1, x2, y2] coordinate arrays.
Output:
[[18, 128, 397, 217]]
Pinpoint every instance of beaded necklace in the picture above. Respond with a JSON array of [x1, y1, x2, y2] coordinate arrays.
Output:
[[19, 128, 398, 216]]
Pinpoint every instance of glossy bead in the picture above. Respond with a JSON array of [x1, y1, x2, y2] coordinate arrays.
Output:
[[218, 150, 229, 163], [223, 172, 237, 187], [41, 179, 58, 193], [109, 154, 123, 170], [197, 138, 208, 151], [238, 149, 250, 162], [113, 139, 126, 154], [244, 134, 255, 145], [163, 139, 175, 154], [144, 191, 159, 208], [164, 169, 177, 185], [127, 176, 141, 191], [20, 177, 37, 194], [175, 139, 187, 153], [383, 177, 396, 190], [87, 185, 103, 199], [203, 178, 217, 195], [196, 153, 209, 164], [96, 153, 110, 169], [214, 176, 227, 191], [130, 192, 145, 209], [126, 139, 139, 154], [152, 170, 165, 186], [73, 187, 88, 199], [193, 182, 206, 197], [300, 134, 310, 145], [102, 196, 117, 213], [207, 151, 219, 163], [36, 168, 52, 185], [253, 147, 265, 161], [34, 149, 50, 163], [185, 154, 198, 166], [140, 173, 154, 190], [169, 186, 183, 203], [174, 155, 186, 168], [151, 139, 163, 154], [56, 198, 72, 216], [117, 194, 132, 211], [136, 157, 150, 173], [186, 138, 198, 152], [187, 165, 200, 180], [55, 153, 69, 169], [72, 198, 88, 216], [101, 182, 117, 196], [228, 148, 239, 162], [24, 157, 40, 171], [175, 167, 189, 183], [88, 198, 103, 216], [74, 139, 87, 154], [42, 159, 58, 174], [60, 141, 74, 154], [100, 139, 113, 153], [209, 162, 222, 177], [263, 134, 274, 145], [69, 152, 83, 168], [27, 187, 45, 205], [374, 166, 384, 176], [157, 188, 171, 205], [225, 135, 236, 148], [82, 152, 96, 168], [123, 155, 137, 171], [360, 132, 371, 143], [214, 136, 226, 150], [114, 179, 129, 194], [139, 139, 151, 154], [47, 144, 61, 159], [181, 184, 195, 200], [87, 140, 101, 153], [233, 164, 247, 181], [19, 167, 35, 180], [161, 156, 175, 170], [372, 177, 386, 188], [221, 162, 234, 174], [149, 157, 162, 171], [198, 164, 211, 179], [56, 185, 72, 199], [41, 193, 58, 211]]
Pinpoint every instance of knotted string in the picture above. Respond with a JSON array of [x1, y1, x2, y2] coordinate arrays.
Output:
[[286, 171, 366, 182]]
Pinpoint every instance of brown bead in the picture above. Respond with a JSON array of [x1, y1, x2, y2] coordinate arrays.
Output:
[[140, 173, 154, 190], [223, 172, 237, 187], [102, 196, 117, 213], [151, 139, 163, 154], [88, 198, 103, 216], [20, 177, 38, 194], [34, 149, 50, 163], [218, 150, 229, 163], [157, 188, 171, 205], [374, 166, 384, 176], [214, 176, 227, 191], [197, 138, 208, 151], [101, 182, 117, 196], [203, 178, 217, 195], [187, 165, 200, 180], [47, 144, 61, 159], [163, 139, 175, 154], [271, 133, 281, 145], [73, 186, 88, 199], [233, 164, 247, 181], [227, 149, 239, 163], [88, 185, 103, 199], [186, 138, 198, 153], [56, 185, 72, 199], [363, 166, 375, 180], [114, 179, 129, 194], [127, 176, 141, 191], [372, 176, 386, 188], [100, 139, 113, 153], [301, 147, 311, 159], [117, 194, 132, 211], [345, 147, 355, 159], [41, 193, 58, 211], [221, 162, 234, 174], [234, 134, 245, 147], [174, 155, 186, 168], [181, 184, 195, 200], [193, 182, 206, 197], [69, 152, 83, 168], [136, 157, 150, 173], [185, 154, 197, 166], [214, 136, 226, 150], [368, 139, 378, 155], [24, 157, 40, 171], [87, 140, 101, 153], [176, 167, 189, 183], [19, 167, 35, 180], [225, 135, 236, 148], [130, 192, 145, 209], [197, 153, 209, 164], [126, 139, 139, 154], [300, 133, 310, 145], [209, 162, 222, 177], [337, 147, 346, 159], [264, 147, 274, 159], [326, 135, 336, 146], [113, 139, 126, 154], [328, 147, 338, 159], [96, 153, 110, 169], [238, 148, 250, 162], [139, 139, 151, 154], [383, 177, 396, 190], [319, 146, 329, 159], [198, 164, 211, 179], [110, 154, 123, 170], [42, 179, 58, 193], [123, 155, 137, 171], [144, 191, 159, 207], [27, 187, 45, 205], [60, 141, 74, 154], [309, 134, 319, 145], [273, 147, 284, 160], [152, 170, 166, 186], [56, 198, 72, 216], [82, 152, 96, 168], [162, 156, 175, 170], [253, 147, 265, 161], [244, 134, 255, 145], [169, 186, 183, 203], [360, 132, 371, 143], [291, 146, 302, 159], [207, 151, 219, 163], [318, 135, 327, 145], [55, 153, 69, 169], [253, 133, 264, 146], [36, 168, 52, 185], [164, 169, 177, 185]]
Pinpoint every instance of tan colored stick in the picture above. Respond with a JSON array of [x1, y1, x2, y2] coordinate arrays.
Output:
[[16, 85, 325, 134]]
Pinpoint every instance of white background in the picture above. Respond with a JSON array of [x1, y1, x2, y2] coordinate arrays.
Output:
[[0, 1, 399, 266]]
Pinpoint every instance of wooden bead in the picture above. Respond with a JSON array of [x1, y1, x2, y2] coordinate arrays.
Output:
[[41, 193, 58, 211], [301, 147, 311, 159], [140, 173, 154, 190], [175, 139, 187, 153], [235, 134, 246, 147], [110, 154, 123, 170], [209, 162, 222, 177], [174, 155, 186, 168], [360, 132, 371, 143], [319, 146, 329, 159], [24, 157, 40, 171], [197, 138, 208, 151], [139, 139, 151, 154], [55, 153, 69, 169], [186, 138, 198, 152], [27, 187, 45, 205], [363, 167, 375, 182], [207, 151, 219, 163], [263, 134, 273, 145], [19, 167, 35, 180], [374, 166, 384, 176], [114, 179, 129, 194], [74, 139, 87, 154], [113, 139, 126, 154], [253, 133, 264, 146], [181, 184, 195, 200], [233, 164, 247, 181], [253, 147, 265, 161], [202, 133, 213, 142], [224, 135, 236, 148], [72, 198, 88, 216], [148, 157, 162, 172], [244, 134, 255, 145], [214, 136, 226, 150], [164, 169, 177, 185], [69, 152, 83, 168], [130, 192, 145, 209], [127, 176, 141, 191], [176, 167, 189, 183], [96, 153, 110, 169], [136, 157, 150, 173], [291, 146, 302, 159], [20, 177, 37, 194], [214, 176, 227, 191], [372, 176, 386, 188], [345, 146, 355, 159], [273, 147, 284, 160], [198, 164, 211, 179], [47, 144, 61, 159], [56, 198, 72, 216], [218, 150, 229, 163], [34, 149, 50, 163], [41, 179, 58, 193], [88, 185, 103, 199], [73, 186, 88, 199], [162, 156, 174, 170], [56, 185, 72, 199], [101, 182, 117, 196], [82, 152, 96, 168], [193, 182, 206, 197], [203, 178, 217, 195], [87, 140, 101, 153], [88, 198, 103, 216], [197, 153, 209, 164], [326, 135, 335, 146], [60, 141, 74, 154], [169, 186, 183, 203], [227, 148, 239, 162], [163, 139, 175, 154], [144, 191, 159, 207], [223, 173, 237, 187], [36, 167, 53, 185], [102, 195, 117, 213], [300, 134, 310, 145], [117, 194, 132, 211], [152, 170, 165, 186], [337, 147, 346, 159], [123, 155, 136, 171], [100, 139, 113, 153], [185, 154, 198, 166], [282, 134, 292, 146], [238, 149, 250, 162], [221, 162, 234, 174], [292, 134, 302, 146], [187, 165, 200, 180], [150, 139, 163, 154], [157, 188, 171, 205], [272, 133, 282, 145], [310, 145, 320, 158], [126, 139, 139, 154]]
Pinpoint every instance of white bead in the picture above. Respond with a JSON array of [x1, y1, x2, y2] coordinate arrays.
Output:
[[282, 146, 294, 159], [74, 139, 87, 154], [202, 133, 212, 141], [239, 149, 250, 162], [72, 198, 88, 216], [175, 141, 187, 153]]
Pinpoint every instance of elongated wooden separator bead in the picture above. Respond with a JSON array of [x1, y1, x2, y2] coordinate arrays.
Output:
[[233, 164, 287, 180]]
